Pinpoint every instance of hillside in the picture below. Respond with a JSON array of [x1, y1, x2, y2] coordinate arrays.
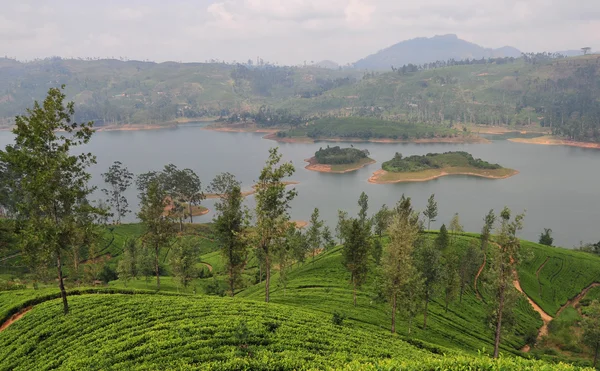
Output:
[[353, 34, 521, 70]]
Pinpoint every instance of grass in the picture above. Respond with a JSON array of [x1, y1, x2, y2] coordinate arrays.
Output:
[[371, 166, 517, 183]]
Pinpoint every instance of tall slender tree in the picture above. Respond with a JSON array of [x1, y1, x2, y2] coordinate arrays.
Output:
[[381, 211, 420, 333], [137, 180, 176, 290], [488, 207, 525, 358], [210, 172, 249, 296], [423, 194, 438, 230], [101, 161, 133, 224], [0, 86, 101, 314], [254, 148, 296, 303], [415, 241, 442, 330], [342, 219, 370, 306], [307, 208, 323, 261], [582, 300, 600, 368]]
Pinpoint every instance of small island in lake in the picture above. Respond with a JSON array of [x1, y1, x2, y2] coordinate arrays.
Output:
[[368, 151, 518, 184], [305, 146, 376, 173]]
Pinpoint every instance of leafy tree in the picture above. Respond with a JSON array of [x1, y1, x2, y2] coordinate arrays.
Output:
[[101, 161, 133, 223], [254, 148, 297, 302], [373, 204, 391, 238], [358, 192, 369, 229], [170, 236, 199, 289], [398, 275, 424, 335], [381, 211, 420, 333], [442, 254, 460, 312], [117, 239, 137, 286], [336, 210, 351, 244], [481, 209, 496, 250], [539, 228, 553, 246], [458, 241, 482, 302], [210, 172, 249, 296], [342, 219, 370, 306], [307, 208, 323, 261], [161, 164, 204, 229], [322, 225, 336, 250], [488, 207, 525, 358], [415, 241, 442, 330], [449, 213, 464, 245], [137, 180, 177, 290], [0, 86, 101, 314], [423, 194, 438, 230], [582, 300, 600, 368], [435, 224, 449, 250]]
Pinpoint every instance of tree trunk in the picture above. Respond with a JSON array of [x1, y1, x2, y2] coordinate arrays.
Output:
[[408, 317, 412, 335], [594, 342, 598, 368], [493, 285, 505, 358], [423, 291, 429, 330], [188, 203, 194, 224], [391, 293, 397, 333], [179, 218, 183, 232], [57, 252, 69, 314], [155, 243, 160, 290], [353, 276, 357, 307], [460, 284, 464, 303], [265, 254, 270, 303], [229, 264, 234, 297]]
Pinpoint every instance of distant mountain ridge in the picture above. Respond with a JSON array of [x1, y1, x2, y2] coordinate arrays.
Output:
[[354, 34, 521, 70]]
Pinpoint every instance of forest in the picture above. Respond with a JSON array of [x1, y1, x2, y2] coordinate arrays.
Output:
[[382, 152, 502, 173], [314, 146, 370, 165]]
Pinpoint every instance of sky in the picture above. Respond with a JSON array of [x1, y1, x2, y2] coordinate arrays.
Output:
[[1, 0, 599, 65]]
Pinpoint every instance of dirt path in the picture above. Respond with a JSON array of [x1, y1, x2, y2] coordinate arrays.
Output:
[[0, 306, 32, 332], [200, 262, 213, 272], [556, 283, 600, 316], [0, 252, 21, 262], [513, 274, 553, 339], [474, 253, 487, 300]]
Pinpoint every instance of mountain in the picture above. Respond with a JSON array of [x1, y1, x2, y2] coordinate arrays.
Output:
[[354, 34, 521, 70]]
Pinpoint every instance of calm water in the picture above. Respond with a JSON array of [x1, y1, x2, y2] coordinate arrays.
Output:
[[1, 122, 599, 248]]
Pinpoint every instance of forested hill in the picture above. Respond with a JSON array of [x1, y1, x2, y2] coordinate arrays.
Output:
[[2, 55, 600, 142], [0, 57, 360, 128], [353, 34, 521, 70]]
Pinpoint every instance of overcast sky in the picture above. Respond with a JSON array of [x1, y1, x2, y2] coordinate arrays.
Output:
[[1, 0, 598, 65]]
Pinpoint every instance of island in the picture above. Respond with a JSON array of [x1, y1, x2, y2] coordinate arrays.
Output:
[[305, 146, 376, 173], [368, 151, 518, 184]]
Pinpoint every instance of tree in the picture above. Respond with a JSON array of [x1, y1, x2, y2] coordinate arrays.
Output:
[[488, 207, 525, 358], [423, 194, 438, 230], [117, 239, 137, 286], [254, 148, 297, 302], [381, 211, 420, 333], [210, 172, 249, 296], [336, 210, 351, 244], [449, 213, 464, 244], [458, 241, 482, 303], [0, 86, 101, 314], [442, 253, 460, 312], [415, 241, 442, 330], [322, 226, 336, 250], [435, 224, 449, 250], [170, 236, 199, 289], [582, 300, 600, 368], [481, 209, 496, 250], [582, 47, 592, 55], [307, 208, 323, 261], [101, 161, 133, 223], [358, 192, 369, 229], [161, 164, 204, 229], [539, 228, 553, 246], [373, 204, 391, 238], [137, 180, 176, 290], [342, 219, 370, 306]]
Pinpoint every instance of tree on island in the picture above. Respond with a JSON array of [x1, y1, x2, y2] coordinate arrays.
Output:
[[0, 86, 103, 314], [254, 147, 297, 303]]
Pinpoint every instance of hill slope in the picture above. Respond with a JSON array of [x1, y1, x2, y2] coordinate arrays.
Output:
[[354, 34, 521, 70]]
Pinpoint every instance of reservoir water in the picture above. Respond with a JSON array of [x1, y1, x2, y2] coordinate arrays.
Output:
[[1, 122, 598, 248]]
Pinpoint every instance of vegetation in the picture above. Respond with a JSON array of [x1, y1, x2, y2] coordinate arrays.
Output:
[[383, 151, 501, 173], [314, 146, 370, 165]]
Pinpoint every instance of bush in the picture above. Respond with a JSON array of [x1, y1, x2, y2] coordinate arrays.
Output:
[[332, 311, 346, 326]]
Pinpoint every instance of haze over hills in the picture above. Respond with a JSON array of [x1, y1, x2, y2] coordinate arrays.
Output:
[[354, 34, 522, 70]]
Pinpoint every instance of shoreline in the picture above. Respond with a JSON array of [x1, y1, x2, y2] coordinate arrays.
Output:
[[205, 181, 299, 199], [304, 157, 376, 173], [508, 136, 600, 149], [368, 168, 519, 184], [263, 132, 490, 144]]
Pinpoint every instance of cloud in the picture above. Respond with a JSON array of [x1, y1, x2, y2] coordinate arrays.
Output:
[[0, 0, 599, 65]]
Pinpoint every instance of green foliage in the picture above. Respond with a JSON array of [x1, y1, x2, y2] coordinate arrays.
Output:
[[539, 228, 554, 246], [101, 161, 133, 223], [170, 237, 200, 288], [383, 151, 502, 173], [287, 117, 456, 140], [423, 194, 438, 230], [342, 219, 371, 306], [581, 301, 600, 367], [332, 311, 347, 326], [436, 224, 449, 250], [314, 146, 369, 165]]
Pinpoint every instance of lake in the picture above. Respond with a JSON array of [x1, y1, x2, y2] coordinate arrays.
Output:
[[0, 122, 598, 248]]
